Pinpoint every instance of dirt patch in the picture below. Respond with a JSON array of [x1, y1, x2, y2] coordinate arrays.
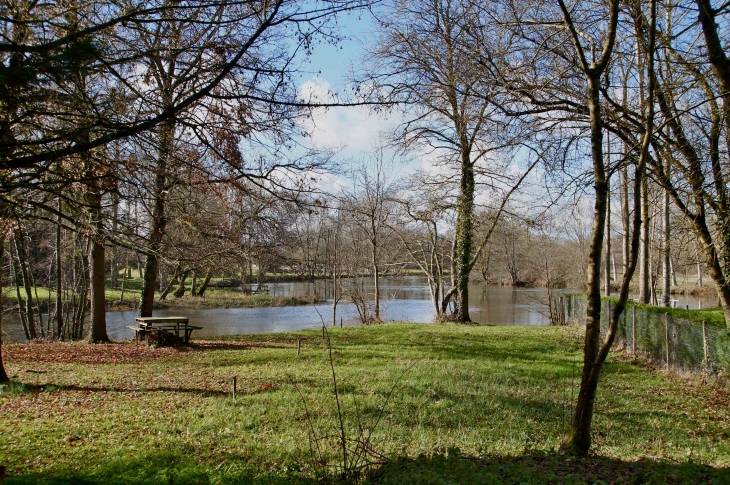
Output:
[[3, 341, 192, 364]]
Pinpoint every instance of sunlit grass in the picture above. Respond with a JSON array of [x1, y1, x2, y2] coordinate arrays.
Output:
[[1, 324, 728, 483]]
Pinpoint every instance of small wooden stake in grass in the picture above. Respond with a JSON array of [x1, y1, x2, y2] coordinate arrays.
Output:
[[297, 338, 301, 357], [702, 320, 709, 368], [340, 318, 343, 329], [233, 376, 237, 404], [665, 313, 670, 369]]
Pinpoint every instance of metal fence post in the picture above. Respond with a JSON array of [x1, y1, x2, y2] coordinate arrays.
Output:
[[632, 306, 637, 355], [702, 320, 709, 369], [665, 313, 670, 369]]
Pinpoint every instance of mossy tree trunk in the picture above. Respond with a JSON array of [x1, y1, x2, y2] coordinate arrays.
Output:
[[196, 268, 212, 297], [452, 146, 475, 322], [173, 271, 189, 298]]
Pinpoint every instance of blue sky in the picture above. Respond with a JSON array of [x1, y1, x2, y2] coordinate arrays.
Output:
[[293, 8, 400, 160]]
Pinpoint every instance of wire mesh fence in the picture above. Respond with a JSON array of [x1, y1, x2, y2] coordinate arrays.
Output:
[[558, 294, 729, 375]]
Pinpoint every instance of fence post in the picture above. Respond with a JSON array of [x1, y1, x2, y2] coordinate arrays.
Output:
[[665, 313, 670, 370], [572, 295, 576, 321], [702, 320, 709, 369], [632, 306, 637, 354], [556, 296, 561, 325]]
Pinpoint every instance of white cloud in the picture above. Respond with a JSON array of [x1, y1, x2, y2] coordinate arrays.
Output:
[[299, 76, 397, 154]]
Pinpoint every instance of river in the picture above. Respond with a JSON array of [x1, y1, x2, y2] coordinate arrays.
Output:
[[2, 276, 717, 341]]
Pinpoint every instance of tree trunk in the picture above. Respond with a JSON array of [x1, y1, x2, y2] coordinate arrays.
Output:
[[10, 245, 30, 340], [160, 265, 180, 300], [139, 117, 173, 317], [87, 187, 109, 343], [453, 148, 475, 322], [196, 268, 212, 297], [639, 175, 651, 303], [556, 0, 623, 457], [604, 169, 611, 296], [56, 198, 63, 339], [0, 236, 9, 383], [562, 74, 609, 456], [190, 271, 198, 297], [697, 260, 703, 287], [13, 230, 36, 339], [372, 238, 380, 322], [173, 271, 189, 298], [81, 240, 91, 339], [110, 191, 119, 288], [661, 157, 671, 306], [612, 254, 617, 283], [621, 159, 630, 276]]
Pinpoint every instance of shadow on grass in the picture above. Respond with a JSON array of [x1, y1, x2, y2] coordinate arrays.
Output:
[[4, 451, 316, 485], [11, 449, 723, 485], [367, 450, 730, 485]]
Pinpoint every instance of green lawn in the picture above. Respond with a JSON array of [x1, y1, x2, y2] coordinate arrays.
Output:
[[1, 324, 728, 484]]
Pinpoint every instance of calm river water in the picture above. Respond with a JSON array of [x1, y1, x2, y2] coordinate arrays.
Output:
[[2, 276, 716, 341]]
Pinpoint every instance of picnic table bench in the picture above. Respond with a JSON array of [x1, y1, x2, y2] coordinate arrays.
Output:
[[241, 284, 269, 295], [127, 317, 202, 346]]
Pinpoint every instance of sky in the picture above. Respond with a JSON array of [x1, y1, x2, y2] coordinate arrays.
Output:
[[294, 9, 398, 157], [288, 6, 581, 225]]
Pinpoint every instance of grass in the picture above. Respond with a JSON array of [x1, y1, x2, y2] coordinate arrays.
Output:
[[1, 324, 729, 484]]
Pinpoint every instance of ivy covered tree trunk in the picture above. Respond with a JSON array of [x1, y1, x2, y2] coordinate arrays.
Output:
[[453, 150, 475, 323]]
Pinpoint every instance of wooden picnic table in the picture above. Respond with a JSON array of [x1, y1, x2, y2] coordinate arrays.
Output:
[[128, 316, 202, 346], [241, 284, 269, 295]]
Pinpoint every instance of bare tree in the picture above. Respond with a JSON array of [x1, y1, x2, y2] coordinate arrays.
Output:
[[361, 0, 536, 321], [344, 154, 398, 323]]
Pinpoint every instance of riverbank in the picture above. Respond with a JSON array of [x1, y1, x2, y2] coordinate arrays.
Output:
[[1, 324, 728, 484], [106, 292, 321, 312], [2, 286, 322, 313]]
